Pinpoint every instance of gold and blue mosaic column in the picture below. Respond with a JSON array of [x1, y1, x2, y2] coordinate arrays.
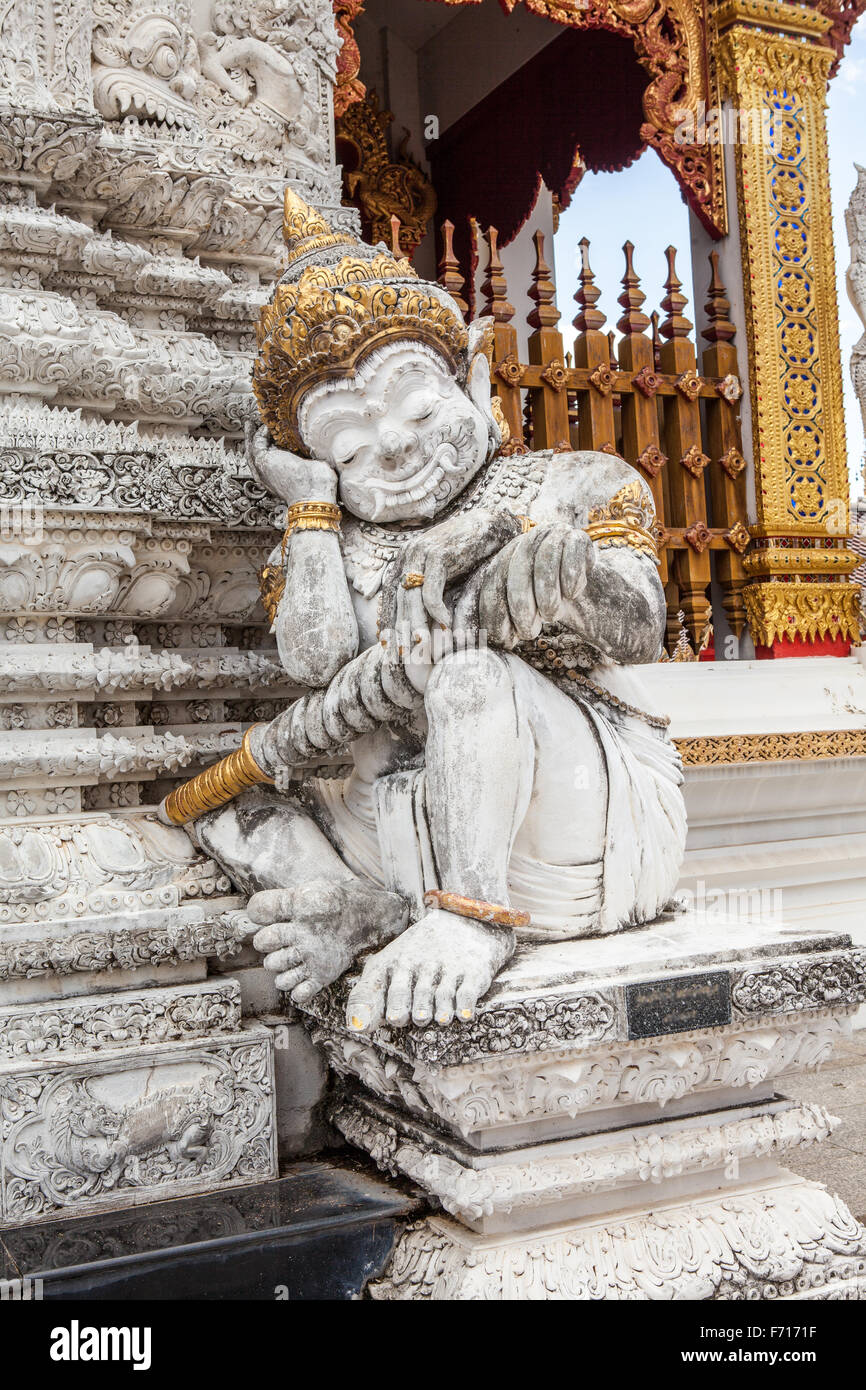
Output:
[[716, 0, 860, 655]]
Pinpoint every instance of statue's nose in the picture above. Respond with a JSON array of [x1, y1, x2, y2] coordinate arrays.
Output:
[[379, 429, 405, 463]]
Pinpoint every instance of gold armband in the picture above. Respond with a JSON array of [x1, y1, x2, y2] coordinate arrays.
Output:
[[161, 725, 274, 825], [585, 481, 659, 563], [286, 500, 342, 534], [258, 501, 342, 623]]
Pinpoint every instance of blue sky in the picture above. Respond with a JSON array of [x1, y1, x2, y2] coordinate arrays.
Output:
[[553, 20, 866, 500]]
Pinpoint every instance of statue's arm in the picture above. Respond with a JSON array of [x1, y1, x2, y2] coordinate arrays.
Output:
[[273, 525, 360, 687], [557, 546, 666, 664], [249, 428, 359, 688], [470, 527, 664, 666]]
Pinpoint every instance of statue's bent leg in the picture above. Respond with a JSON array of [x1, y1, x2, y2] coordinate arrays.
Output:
[[190, 787, 407, 1002], [346, 649, 608, 1032], [426, 649, 608, 897]]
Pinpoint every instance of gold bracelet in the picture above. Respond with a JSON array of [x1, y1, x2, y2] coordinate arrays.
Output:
[[424, 889, 530, 929], [259, 501, 341, 622], [402, 571, 425, 589], [161, 725, 274, 825], [516, 514, 536, 533], [286, 500, 342, 534]]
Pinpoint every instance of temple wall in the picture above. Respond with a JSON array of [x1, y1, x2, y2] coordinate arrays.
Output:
[[0, 0, 348, 1223]]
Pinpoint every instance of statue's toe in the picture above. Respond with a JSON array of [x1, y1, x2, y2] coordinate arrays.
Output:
[[289, 978, 321, 1006], [411, 964, 438, 1024], [455, 975, 483, 1021], [253, 923, 295, 954], [273, 962, 307, 991], [435, 973, 459, 1026], [263, 946, 301, 975], [346, 967, 387, 1033], [385, 967, 413, 1026]]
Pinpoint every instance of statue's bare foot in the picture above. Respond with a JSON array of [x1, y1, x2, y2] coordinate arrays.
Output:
[[246, 878, 408, 1005], [345, 908, 515, 1032]]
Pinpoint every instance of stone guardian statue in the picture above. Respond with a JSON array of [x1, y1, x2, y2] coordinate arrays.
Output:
[[161, 192, 687, 1034]]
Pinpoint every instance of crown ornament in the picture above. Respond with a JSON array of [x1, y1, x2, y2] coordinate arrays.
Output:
[[253, 191, 470, 453]]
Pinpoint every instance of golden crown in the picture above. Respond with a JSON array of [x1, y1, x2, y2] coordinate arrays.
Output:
[[253, 191, 470, 453]]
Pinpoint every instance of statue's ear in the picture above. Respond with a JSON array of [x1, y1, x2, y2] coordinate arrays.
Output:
[[465, 316, 495, 416], [464, 318, 503, 458], [466, 348, 493, 414]]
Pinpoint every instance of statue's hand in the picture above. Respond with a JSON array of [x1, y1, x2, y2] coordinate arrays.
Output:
[[479, 523, 595, 646], [246, 424, 338, 504], [390, 507, 519, 630]]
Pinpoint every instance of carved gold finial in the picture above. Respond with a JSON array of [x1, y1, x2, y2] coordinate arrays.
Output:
[[282, 189, 349, 263]]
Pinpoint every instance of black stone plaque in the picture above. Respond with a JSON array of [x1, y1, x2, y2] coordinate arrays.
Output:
[[626, 970, 731, 1040]]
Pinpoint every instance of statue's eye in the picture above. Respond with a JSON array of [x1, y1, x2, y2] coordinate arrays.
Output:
[[409, 396, 435, 421]]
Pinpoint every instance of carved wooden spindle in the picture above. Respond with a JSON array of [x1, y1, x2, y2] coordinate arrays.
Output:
[[701, 250, 748, 638], [527, 230, 570, 450], [665, 584, 683, 655], [573, 237, 606, 333], [437, 219, 468, 317], [660, 245, 693, 340], [482, 225, 524, 451], [658, 245, 710, 645], [527, 230, 560, 330], [616, 241, 650, 337], [571, 236, 615, 452], [481, 225, 514, 322], [702, 248, 736, 344], [523, 392, 534, 450], [616, 241, 668, 587]]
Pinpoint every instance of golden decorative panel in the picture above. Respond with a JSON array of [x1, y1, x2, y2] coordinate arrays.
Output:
[[676, 728, 866, 765], [332, 0, 365, 117], [742, 579, 860, 646], [717, 19, 855, 646], [717, 27, 848, 537]]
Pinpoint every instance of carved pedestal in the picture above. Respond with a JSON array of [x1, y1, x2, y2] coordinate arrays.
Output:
[[306, 916, 866, 1300]]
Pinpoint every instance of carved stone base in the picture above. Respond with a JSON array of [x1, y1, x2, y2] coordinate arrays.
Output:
[[367, 1178, 866, 1301], [304, 916, 866, 1301], [0, 980, 277, 1226]]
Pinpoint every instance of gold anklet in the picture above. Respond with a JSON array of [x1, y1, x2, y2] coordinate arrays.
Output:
[[424, 889, 530, 929]]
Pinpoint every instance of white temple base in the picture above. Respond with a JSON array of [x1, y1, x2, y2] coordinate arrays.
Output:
[[367, 1176, 866, 1300]]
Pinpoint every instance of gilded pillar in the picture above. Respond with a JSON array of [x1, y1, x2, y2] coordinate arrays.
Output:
[[716, 2, 860, 655]]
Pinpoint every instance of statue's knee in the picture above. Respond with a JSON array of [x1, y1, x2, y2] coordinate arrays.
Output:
[[425, 648, 510, 721]]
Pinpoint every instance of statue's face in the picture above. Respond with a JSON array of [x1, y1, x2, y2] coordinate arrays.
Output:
[[298, 342, 491, 523]]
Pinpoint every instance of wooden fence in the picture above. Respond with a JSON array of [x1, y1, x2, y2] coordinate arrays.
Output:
[[437, 220, 751, 654]]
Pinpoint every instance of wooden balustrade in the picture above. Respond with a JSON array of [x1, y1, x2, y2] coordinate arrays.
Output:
[[439, 221, 751, 653]]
